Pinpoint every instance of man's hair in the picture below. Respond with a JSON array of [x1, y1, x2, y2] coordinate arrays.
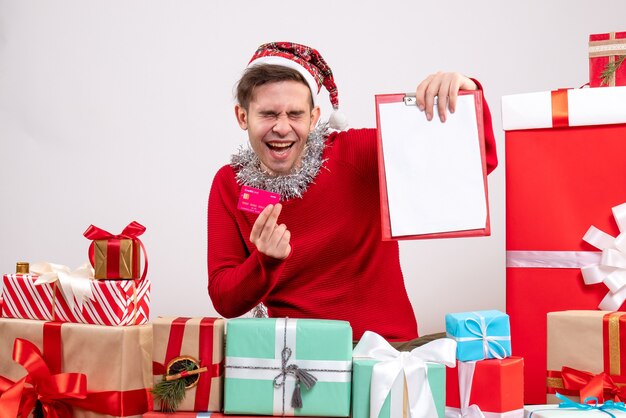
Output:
[[235, 64, 314, 110]]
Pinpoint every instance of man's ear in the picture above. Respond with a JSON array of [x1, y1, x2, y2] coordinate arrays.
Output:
[[310, 106, 321, 131], [235, 104, 248, 130]]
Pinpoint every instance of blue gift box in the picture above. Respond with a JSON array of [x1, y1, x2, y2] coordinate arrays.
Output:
[[445, 310, 511, 361]]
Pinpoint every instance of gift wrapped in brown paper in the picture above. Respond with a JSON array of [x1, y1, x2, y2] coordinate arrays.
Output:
[[0, 318, 153, 417], [546, 310, 626, 404], [152, 317, 225, 412]]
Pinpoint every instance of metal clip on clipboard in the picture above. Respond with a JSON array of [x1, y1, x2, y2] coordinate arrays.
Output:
[[403, 93, 438, 106]]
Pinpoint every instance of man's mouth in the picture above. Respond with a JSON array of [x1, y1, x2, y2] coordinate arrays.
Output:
[[266, 141, 295, 153]]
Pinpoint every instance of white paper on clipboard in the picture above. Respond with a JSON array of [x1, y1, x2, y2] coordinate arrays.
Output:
[[377, 93, 488, 238]]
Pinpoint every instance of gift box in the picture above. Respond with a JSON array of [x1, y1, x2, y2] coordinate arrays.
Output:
[[152, 317, 225, 412], [446, 357, 524, 417], [224, 318, 352, 416], [142, 413, 327, 418], [445, 310, 511, 361], [143, 412, 326, 418], [1, 271, 150, 325], [352, 332, 455, 418], [0, 317, 152, 417], [502, 86, 626, 403], [589, 31, 626, 87], [84, 221, 147, 280], [546, 310, 626, 404], [525, 397, 626, 417]]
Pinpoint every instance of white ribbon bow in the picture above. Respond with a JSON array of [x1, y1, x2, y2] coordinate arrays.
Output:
[[451, 313, 510, 360], [581, 202, 626, 311], [353, 331, 456, 418], [444, 361, 485, 418], [31, 261, 95, 311]]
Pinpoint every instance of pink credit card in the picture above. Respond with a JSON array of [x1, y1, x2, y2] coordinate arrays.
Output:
[[237, 186, 281, 214]]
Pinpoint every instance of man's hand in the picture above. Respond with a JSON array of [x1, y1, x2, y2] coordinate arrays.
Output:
[[415, 72, 478, 123], [250, 203, 291, 260]]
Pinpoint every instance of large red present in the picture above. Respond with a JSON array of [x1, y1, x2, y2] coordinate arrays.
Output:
[[445, 357, 524, 417], [502, 87, 626, 403], [0, 318, 153, 417], [1, 266, 150, 325], [152, 317, 225, 412], [589, 31, 626, 87]]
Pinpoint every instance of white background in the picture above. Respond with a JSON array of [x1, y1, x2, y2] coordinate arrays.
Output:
[[1, 1, 624, 335]]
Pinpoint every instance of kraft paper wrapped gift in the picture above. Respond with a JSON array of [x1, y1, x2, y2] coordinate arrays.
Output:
[[589, 31, 626, 87], [445, 310, 511, 361], [502, 86, 626, 403], [152, 317, 225, 412], [2, 267, 150, 326], [546, 310, 626, 404], [0, 318, 152, 418], [84, 221, 147, 280], [224, 318, 352, 416], [352, 332, 455, 418], [446, 357, 524, 418]]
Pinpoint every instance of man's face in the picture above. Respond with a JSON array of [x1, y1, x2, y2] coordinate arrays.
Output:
[[235, 80, 321, 176]]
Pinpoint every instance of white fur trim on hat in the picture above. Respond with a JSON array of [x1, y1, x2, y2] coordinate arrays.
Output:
[[247, 55, 320, 106]]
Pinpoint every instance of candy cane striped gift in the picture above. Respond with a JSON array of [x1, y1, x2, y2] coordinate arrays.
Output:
[[1, 273, 150, 326]]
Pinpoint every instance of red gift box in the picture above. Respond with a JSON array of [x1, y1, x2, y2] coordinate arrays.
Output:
[[589, 31, 626, 87], [446, 357, 524, 417], [502, 88, 626, 403], [2, 272, 150, 325]]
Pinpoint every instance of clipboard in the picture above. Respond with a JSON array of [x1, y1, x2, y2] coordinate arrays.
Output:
[[375, 90, 490, 240]]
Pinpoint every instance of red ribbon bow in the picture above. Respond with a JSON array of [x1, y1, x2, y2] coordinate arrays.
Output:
[[83, 221, 148, 280], [0, 338, 88, 418], [562, 366, 626, 403]]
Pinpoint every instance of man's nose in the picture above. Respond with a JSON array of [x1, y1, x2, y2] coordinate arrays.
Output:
[[272, 115, 291, 136]]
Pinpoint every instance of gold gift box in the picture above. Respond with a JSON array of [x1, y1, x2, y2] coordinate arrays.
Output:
[[94, 238, 141, 280]]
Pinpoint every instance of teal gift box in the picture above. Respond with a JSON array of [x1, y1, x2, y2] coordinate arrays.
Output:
[[351, 331, 456, 418], [445, 310, 511, 361], [224, 318, 353, 416], [352, 359, 445, 418]]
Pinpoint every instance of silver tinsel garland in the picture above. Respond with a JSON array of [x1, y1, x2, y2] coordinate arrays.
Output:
[[230, 124, 329, 200]]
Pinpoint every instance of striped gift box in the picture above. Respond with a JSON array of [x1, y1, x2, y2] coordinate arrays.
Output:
[[1, 273, 150, 326]]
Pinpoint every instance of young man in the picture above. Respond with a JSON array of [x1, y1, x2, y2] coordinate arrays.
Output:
[[208, 42, 497, 341]]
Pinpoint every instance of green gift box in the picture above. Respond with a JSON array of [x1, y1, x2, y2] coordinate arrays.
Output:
[[224, 318, 353, 416], [352, 331, 455, 418], [352, 359, 445, 418]]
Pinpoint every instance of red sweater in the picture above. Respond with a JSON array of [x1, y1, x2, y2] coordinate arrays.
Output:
[[208, 101, 497, 341]]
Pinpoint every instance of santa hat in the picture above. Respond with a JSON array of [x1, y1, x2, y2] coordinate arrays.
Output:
[[247, 42, 348, 130]]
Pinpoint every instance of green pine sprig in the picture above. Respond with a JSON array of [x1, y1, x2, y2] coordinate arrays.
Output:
[[601, 55, 626, 86], [151, 360, 198, 412]]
